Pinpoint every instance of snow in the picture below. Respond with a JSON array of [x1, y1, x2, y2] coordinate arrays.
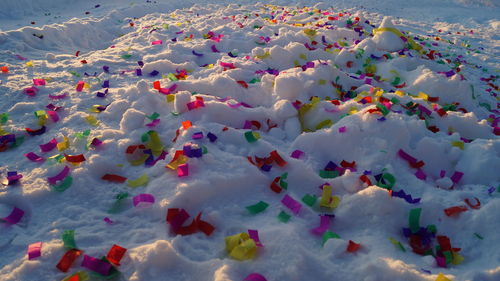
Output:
[[0, 1, 499, 281]]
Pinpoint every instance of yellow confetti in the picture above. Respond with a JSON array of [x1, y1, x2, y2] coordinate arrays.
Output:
[[26, 61, 33, 67], [303, 29, 317, 37], [435, 272, 453, 281], [57, 136, 70, 151], [85, 115, 99, 126], [320, 184, 340, 209], [451, 141, 464, 150], [225, 233, 257, 261], [127, 174, 149, 188]]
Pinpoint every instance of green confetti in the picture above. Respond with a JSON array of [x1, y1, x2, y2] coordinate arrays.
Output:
[[146, 112, 160, 120], [108, 192, 130, 214], [301, 194, 317, 207], [474, 233, 483, 240], [319, 170, 339, 179], [62, 230, 77, 249], [0, 113, 9, 124], [244, 131, 260, 143], [376, 103, 390, 116], [409, 208, 422, 234], [277, 211, 291, 223], [121, 54, 132, 59], [322, 231, 341, 246], [51, 176, 73, 192], [246, 201, 269, 214], [377, 173, 396, 190]]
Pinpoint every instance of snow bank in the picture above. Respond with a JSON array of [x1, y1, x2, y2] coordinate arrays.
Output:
[[0, 2, 498, 281]]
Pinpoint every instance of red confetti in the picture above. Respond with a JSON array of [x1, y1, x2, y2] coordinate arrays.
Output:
[[347, 240, 361, 252], [101, 174, 127, 183], [106, 244, 127, 266], [444, 206, 468, 217], [56, 249, 83, 272]]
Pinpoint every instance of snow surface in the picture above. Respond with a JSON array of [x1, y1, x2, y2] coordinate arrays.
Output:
[[0, 1, 499, 281]]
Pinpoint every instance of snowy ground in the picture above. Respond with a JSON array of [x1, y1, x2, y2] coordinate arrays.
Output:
[[0, 1, 499, 281]]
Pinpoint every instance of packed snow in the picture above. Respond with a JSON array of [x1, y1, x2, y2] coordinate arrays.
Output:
[[0, 1, 499, 281]]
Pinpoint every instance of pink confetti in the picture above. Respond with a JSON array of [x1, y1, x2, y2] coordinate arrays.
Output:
[[76, 81, 85, 92], [47, 111, 59, 122], [33, 79, 46, 86], [27, 242, 42, 260], [339, 126, 346, 133], [151, 40, 163, 45], [177, 163, 189, 177]]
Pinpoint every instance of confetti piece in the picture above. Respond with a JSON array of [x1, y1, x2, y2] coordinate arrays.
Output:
[[76, 81, 85, 92], [65, 154, 86, 163], [347, 240, 361, 252], [225, 232, 257, 261], [277, 211, 291, 222], [248, 229, 263, 247], [62, 230, 78, 249], [311, 215, 330, 235], [127, 174, 149, 187], [290, 149, 304, 159], [444, 206, 468, 217], [177, 163, 189, 177], [102, 174, 127, 183], [51, 176, 73, 192], [322, 231, 340, 246], [246, 201, 269, 214], [281, 194, 301, 215], [81, 255, 112, 276], [27, 242, 42, 260], [47, 166, 70, 185], [244, 273, 267, 281], [106, 244, 127, 266], [409, 208, 422, 234], [132, 193, 155, 207], [24, 152, 45, 162], [435, 272, 453, 281], [56, 249, 83, 273], [244, 131, 260, 143]]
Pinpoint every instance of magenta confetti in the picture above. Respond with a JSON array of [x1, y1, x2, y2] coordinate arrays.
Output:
[[338, 126, 346, 133], [47, 111, 59, 122], [290, 150, 304, 159], [33, 79, 46, 86], [25, 152, 45, 162], [244, 273, 267, 281], [81, 255, 112, 276], [104, 217, 114, 224], [2, 207, 25, 224], [27, 242, 42, 260], [145, 119, 160, 128], [24, 86, 39, 96], [281, 194, 302, 215], [415, 169, 427, 180], [48, 92, 67, 99], [16, 54, 28, 60], [47, 166, 70, 185], [40, 138, 57, 152], [151, 40, 163, 45], [450, 171, 464, 184], [311, 215, 330, 235], [132, 194, 155, 207], [211, 44, 220, 53], [248, 229, 263, 247]]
